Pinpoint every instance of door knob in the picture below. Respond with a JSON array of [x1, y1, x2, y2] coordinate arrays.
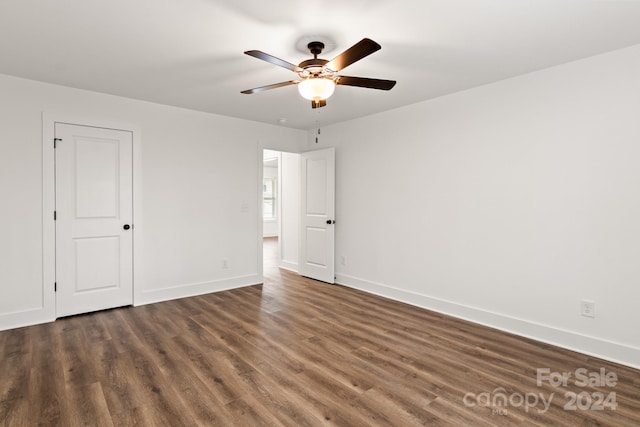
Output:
[[326, 220, 335, 225], [123, 224, 131, 230]]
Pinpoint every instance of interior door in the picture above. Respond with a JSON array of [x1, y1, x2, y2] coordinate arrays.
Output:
[[299, 147, 335, 283], [55, 123, 133, 317]]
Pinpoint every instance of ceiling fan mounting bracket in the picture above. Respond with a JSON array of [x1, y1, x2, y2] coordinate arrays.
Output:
[[307, 41, 325, 57]]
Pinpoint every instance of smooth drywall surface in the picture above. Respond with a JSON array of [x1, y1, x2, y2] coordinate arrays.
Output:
[[307, 44, 640, 367], [0, 73, 306, 329]]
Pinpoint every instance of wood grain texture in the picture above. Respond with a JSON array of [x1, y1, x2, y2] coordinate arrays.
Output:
[[1, 237, 638, 426]]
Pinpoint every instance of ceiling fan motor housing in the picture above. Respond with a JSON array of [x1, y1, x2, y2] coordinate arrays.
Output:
[[299, 58, 330, 75], [299, 41, 333, 77]]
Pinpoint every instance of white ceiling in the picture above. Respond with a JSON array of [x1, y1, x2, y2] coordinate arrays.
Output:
[[2, 1, 640, 130]]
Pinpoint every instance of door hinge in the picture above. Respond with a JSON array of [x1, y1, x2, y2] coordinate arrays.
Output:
[[54, 138, 62, 148], [54, 282, 57, 292], [54, 211, 57, 220]]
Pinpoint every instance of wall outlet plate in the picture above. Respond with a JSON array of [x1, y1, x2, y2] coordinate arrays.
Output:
[[581, 300, 595, 318]]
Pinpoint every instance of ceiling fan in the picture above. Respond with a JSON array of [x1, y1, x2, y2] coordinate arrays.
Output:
[[241, 38, 396, 109]]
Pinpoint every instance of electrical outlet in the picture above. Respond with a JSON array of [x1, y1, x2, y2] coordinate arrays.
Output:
[[340, 255, 346, 266], [580, 300, 595, 318], [222, 258, 229, 269]]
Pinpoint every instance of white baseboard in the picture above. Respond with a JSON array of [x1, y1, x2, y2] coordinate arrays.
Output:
[[335, 273, 640, 370], [0, 275, 261, 331], [279, 260, 298, 272], [135, 274, 262, 306], [0, 306, 55, 332]]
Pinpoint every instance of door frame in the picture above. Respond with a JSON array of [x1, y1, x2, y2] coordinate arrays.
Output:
[[42, 113, 142, 318], [257, 147, 300, 281], [257, 147, 335, 281]]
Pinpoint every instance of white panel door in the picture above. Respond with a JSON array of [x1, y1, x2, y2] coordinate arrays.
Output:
[[55, 123, 133, 317], [299, 148, 335, 283]]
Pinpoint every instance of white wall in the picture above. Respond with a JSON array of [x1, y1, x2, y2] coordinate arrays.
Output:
[[0, 73, 306, 330], [3, 43, 639, 368], [279, 152, 300, 271], [306, 44, 640, 368]]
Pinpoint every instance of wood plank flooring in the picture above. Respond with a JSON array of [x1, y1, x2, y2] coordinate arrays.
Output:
[[1, 237, 639, 426]]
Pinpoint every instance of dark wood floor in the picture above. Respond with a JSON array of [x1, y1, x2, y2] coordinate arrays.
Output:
[[1, 237, 639, 426]]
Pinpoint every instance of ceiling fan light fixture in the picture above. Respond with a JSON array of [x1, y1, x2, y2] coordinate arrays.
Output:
[[298, 77, 335, 101]]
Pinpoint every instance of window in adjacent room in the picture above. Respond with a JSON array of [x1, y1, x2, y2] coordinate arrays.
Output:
[[263, 177, 276, 219]]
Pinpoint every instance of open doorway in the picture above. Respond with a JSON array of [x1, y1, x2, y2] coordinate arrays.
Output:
[[261, 149, 300, 280], [262, 150, 279, 276]]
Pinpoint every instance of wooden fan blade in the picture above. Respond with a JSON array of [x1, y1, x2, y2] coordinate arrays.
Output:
[[325, 38, 381, 72], [335, 76, 396, 90], [244, 50, 303, 73], [241, 80, 299, 94], [311, 99, 327, 109]]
